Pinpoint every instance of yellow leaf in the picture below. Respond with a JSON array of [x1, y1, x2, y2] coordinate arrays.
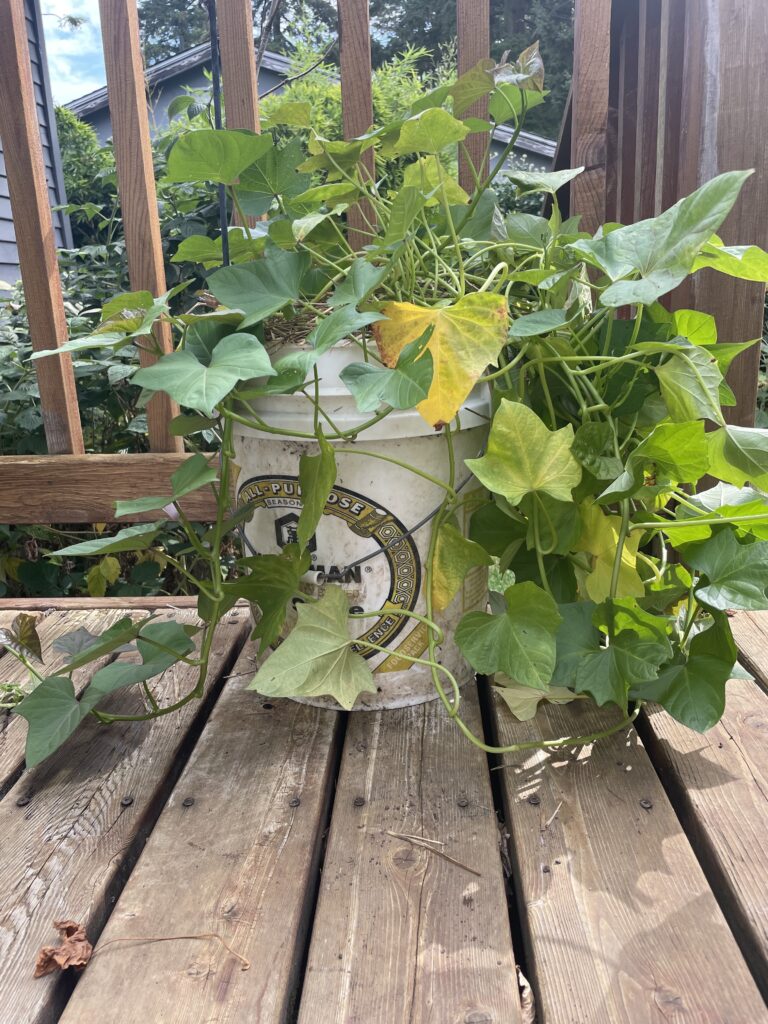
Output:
[[431, 520, 491, 611], [401, 156, 469, 206], [86, 564, 107, 598], [373, 293, 508, 426], [577, 503, 644, 602], [493, 675, 584, 721], [99, 556, 121, 586], [0, 556, 22, 583]]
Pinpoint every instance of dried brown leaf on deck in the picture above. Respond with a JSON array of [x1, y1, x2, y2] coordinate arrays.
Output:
[[34, 919, 93, 978]]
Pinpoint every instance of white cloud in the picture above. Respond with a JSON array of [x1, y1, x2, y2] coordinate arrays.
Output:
[[40, 0, 106, 103]]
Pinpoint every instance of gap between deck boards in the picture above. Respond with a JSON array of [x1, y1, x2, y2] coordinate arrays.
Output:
[[0, 610, 251, 1023], [5, 607, 768, 1023]]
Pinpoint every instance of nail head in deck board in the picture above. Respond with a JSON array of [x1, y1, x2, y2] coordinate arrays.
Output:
[[640, 682, 768, 1000], [0, 0, 84, 454], [490, 694, 768, 1023], [0, 610, 248, 1024], [98, 0, 182, 452], [0, 608, 127, 794], [297, 685, 522, 1024], [59, 643, 340, 1024]]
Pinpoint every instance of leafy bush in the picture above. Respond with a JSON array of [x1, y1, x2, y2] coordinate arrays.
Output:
[[0, 105, 225, 597], [54, 107, 117, 247]]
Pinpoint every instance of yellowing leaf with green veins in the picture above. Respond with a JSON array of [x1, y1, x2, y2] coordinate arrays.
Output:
[[86, 556, 121, 598], [465, 400, 581, 505], [493, 675, 583, 721], [401, 156, 469, 206], [692, 239, 768, 281], [672, 309, 717, 345], [373, 293, 507, 426], [577, 503, 644, 602], [248, 586, 375, 710], [0, 613, 44, 663], [431, 520, 492, 612]]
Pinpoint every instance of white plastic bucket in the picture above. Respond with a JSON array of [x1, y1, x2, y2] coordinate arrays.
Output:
[[233, 340, 490, 709]]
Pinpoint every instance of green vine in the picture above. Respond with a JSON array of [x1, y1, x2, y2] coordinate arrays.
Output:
[[10, 42, 768, 768]]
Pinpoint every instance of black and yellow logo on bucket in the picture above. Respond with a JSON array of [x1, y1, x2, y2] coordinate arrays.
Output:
[[238, 475, 422, 659]]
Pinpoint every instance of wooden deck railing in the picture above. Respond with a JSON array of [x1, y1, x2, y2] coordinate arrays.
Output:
[[0, 0, 765, 524], [576, 0, 768, 427]]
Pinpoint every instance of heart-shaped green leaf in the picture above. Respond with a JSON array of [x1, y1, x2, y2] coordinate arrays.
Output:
[[466, 400, 581, 505], [224, 546, 310, 653], [14, 676, 82, 767], [393, 108, 469, 155], [165, 129, 273, 185], [634, 612, 736, 731], [248, 586, 376, 709], [208, 248, 310, 327], [569, 170, 752, 307], [341, 331, 434, 413], [133, 333, 275, 416], [688, 529, 768, 610], [431, 520, 492, 612], [455, 581, 562, 689]]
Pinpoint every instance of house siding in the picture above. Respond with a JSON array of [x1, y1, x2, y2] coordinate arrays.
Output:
[[77, 63, 286, 144], [0, 0, 71, 290]]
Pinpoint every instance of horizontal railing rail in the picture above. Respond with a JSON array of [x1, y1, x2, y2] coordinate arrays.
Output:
[[0, 0, 764, 524]]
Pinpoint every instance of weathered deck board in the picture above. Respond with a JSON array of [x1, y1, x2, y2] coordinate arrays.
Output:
[[490, 694, 768, 1024], [639, 680, 768, 1001], [297, 685, 522, 1024], [59, 642, 341, 1024], [0, 609, 247, 1024], [0, 609, 127, 796], [730, 612, 768, 695]]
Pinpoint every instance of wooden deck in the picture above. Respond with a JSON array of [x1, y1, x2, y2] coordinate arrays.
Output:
[[1, 601, 767, 1023]]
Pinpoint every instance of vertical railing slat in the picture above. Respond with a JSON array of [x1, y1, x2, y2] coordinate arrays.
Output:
[[616, 1, 639, 227], [457, 0, 491, 193], [675, 0, 768, 426], [99, 0, 183, 453], [634, 0, 662, 221], [337, 0, 375, 250], [217, 0, 261, 134], [571, 0, 612, 234], [658, 0, 686, 212], [0, 0, 84, 455]]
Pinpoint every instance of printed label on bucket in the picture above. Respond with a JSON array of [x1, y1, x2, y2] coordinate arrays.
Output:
[[238, 474, 422, 663]]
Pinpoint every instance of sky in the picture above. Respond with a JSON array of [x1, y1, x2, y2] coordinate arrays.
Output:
[[41, 0, 106, 104]]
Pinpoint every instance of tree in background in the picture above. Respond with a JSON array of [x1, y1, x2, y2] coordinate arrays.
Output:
[[137, 0, 210, 65], [136, 0, 572, 139], [369, 0, 573, 137], [137, 0, 336, 65]]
